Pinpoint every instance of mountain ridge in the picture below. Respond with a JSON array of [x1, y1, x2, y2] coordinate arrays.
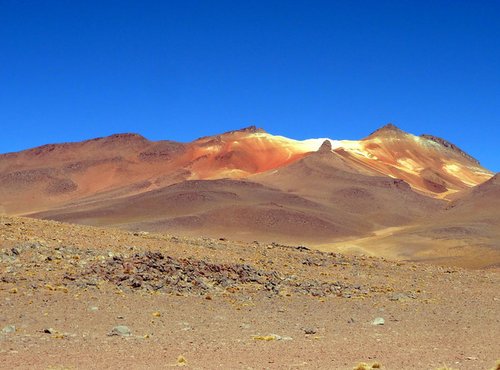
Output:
[[0, 125, 497, 268]]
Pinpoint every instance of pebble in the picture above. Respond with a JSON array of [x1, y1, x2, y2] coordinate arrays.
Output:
[[2, 325, 16, 334], [89, 306, 99, 312], [371, 317, 385, 326], [109, 325, 132, 336], [303, 327, 317, 335]]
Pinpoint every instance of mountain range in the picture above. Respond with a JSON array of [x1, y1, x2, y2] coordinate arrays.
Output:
[[0, 124, 498, 268]]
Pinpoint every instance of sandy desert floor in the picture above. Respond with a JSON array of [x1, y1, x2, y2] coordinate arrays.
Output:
[[1, 216, 499, 369]]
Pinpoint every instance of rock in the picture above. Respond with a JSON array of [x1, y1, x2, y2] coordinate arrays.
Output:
[[318, 140, 332, 153], [371, 317, 385, 326], [43, 328, 56, 334], [303, 327, 317, 335], [89, 306, 99, 312], [2, 325, 16, 334], [108, 325, 132, 336], [389, 292, 416, 301]]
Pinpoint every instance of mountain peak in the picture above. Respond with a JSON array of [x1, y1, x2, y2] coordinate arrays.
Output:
[[223, 125, 267, 135], [366, 123, 406, 138]]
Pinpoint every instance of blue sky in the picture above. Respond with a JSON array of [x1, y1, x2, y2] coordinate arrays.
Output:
[[1, 1, 499, 171]]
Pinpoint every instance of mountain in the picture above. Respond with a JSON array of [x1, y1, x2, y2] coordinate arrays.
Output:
[[0, 124, 497, 267], [0, 124, 491, 214]]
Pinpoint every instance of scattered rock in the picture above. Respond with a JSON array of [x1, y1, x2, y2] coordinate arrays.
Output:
[[108, 325, 132, 337], [2, 325, 16, 334], [371, 317, 385, 326], [43, 328, 56, 334], [89, 306, 99, 312], [303, 327, 317, 335]]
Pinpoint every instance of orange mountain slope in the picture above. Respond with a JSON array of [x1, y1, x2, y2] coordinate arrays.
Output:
[[0, 124, 492, 216]]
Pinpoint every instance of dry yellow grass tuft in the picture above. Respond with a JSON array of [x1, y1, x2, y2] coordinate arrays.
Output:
[[176, 355, 187, 366], [353, 362, 382, 370]]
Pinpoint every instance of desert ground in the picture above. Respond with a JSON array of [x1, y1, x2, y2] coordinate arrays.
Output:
[[1, 216, 498, 369]]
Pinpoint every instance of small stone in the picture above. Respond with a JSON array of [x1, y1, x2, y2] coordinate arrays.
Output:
[[109, 325, 131, 336], [43, 328, 56, 334], [303, 327, 317, 335], [89, 306, 99, 312], [152, 311, 161, 317], [2, 325, 16, 334], [371, 317, 385, 326], [389, 292, 415, 301]]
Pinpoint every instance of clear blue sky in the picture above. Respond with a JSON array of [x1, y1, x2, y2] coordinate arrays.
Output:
[[1, 1, 499, 171]]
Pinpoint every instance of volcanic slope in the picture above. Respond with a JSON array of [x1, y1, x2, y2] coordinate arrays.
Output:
[[326, 124, 492, 198], [27, 179, 362, 244], [0, 124, 492, 217], [323, 174, 500, 268], [27, 138, 447, 245], [28, 160, 443, 246], [253, 141, 442, 228]]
